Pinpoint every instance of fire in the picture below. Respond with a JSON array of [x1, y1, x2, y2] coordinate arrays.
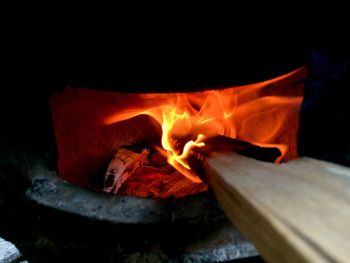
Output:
[[160, 108, 205, 183], [104, 67, 305, 182]]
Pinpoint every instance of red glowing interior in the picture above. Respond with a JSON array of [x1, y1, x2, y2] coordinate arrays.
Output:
[[50, 66, 306, 198]]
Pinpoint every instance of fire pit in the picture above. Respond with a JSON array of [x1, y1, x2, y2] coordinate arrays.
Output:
[[19, 65, 304, 262], [48, 67, 305, 198]]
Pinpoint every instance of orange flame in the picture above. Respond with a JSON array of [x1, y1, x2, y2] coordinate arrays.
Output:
[[104, 67, 305, 182]]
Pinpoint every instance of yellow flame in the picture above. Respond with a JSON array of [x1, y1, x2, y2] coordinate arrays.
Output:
[[161, 110, 205, 182]]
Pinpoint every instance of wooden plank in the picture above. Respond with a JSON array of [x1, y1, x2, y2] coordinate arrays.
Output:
[[206, 153, 350, 263]]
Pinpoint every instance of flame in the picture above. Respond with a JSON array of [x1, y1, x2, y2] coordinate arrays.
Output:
[[104, 67, 304, 182]]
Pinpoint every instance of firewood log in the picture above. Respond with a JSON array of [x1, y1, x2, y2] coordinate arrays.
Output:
[[104, 147, 149, 193], [104, 147, 208, 198]]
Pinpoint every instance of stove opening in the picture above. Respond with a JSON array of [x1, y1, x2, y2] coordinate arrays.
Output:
[[50, 67, 306, 198]]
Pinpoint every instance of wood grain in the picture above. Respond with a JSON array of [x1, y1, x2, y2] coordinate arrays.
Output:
[[206, 153, 350, 263]]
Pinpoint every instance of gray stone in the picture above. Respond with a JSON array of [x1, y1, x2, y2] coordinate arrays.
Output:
[[183, 222, 258, 262], [0, 237, 21, 263], [26, 175, 170, 224]]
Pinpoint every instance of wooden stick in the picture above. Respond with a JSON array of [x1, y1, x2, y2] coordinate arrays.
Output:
[[206, 153, 350, 263]]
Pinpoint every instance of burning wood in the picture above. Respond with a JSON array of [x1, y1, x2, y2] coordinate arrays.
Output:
[[104, 147, 149, 193], [104, 146, 207, 198], [103, 137, 280, 198]]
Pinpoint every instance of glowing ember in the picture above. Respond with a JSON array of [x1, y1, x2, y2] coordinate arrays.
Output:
[[104, 67, 305, 183]]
